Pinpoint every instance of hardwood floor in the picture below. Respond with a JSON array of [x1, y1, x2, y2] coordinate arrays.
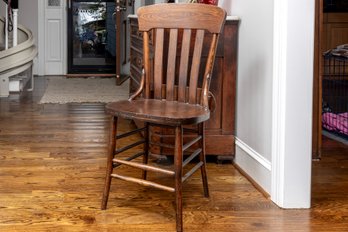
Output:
[[0, 76, 347, 231]]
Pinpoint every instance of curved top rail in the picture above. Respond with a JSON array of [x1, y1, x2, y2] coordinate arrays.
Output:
[[0, 16, 37, 73], [0, 16, 35, 58]]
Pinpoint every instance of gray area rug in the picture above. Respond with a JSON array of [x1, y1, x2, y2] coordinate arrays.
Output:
[[39, 77, 129, 104]]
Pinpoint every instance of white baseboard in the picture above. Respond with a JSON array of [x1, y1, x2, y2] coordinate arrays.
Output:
[[235, 137, 272, 194]]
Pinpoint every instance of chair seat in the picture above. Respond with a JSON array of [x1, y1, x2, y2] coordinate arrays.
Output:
[[105, 99, 210, 126]]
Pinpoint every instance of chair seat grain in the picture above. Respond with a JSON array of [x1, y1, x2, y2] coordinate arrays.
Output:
[[105, 99, 210, 126]]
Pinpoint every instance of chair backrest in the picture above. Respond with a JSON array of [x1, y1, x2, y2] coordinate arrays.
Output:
[[137, 3, 226, 108]]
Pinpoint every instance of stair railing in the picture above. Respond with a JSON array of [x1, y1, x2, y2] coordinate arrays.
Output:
[[2, 0, 18, 49]]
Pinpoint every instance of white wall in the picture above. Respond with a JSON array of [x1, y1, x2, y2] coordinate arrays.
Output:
[[18, 0, 39, 75], [0, 1, 5, 17], [0, 0, 39, 42], [0, 1, 4, 17], [219, 0, 314, 208], [17, 0, 38, 48], [220, 0, 274, 194]]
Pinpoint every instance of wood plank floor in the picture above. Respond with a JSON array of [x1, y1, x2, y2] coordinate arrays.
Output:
[[0, 76, 348, 231]]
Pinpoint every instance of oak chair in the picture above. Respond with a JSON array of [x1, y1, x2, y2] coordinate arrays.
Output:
[[101, 3, 226, 232]]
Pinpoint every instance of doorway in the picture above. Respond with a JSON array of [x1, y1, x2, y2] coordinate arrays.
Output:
[[67, 0, 117, 74], [313, 0, 348, 159]]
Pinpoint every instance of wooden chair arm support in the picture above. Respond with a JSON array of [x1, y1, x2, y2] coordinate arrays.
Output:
[[129, 68, 145, 101], [208, 91, 216, 113]]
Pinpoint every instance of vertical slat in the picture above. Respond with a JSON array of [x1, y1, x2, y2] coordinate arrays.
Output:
[[154, 28, 165, 99], [143, 31, 151, 98], [166, 29, 178, 101], [189, 29, 205, 104], [178, 29, 192, 102]]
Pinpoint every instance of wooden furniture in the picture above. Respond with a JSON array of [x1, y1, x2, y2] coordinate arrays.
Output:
[[101, 4, 226, 232], [322, 13, 348, 52], [312, 0, 323, 160], [129, 15, 239, 159]]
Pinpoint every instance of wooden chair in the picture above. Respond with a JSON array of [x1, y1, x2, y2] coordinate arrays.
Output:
[[101, 3, 226, 232]]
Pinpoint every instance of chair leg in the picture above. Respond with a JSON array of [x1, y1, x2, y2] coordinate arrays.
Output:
[[142, 123, 149, 180], [174, 126, 183, 232], [101, 116, 118, 210], [199, 123, 209, 198]]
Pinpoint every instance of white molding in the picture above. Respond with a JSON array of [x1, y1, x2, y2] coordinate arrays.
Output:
[[235, 138, 271, 194], [62, 0, 67, 75], [37, 0, 45, 75], [235, 137, 271, 171], [271, 0, 288, 207]]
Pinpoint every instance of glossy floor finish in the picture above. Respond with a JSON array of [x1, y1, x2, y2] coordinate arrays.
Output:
[[0, 76, 348, 231]]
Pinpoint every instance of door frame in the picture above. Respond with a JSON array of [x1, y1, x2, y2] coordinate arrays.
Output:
[[67, 0, 118, 75], [37, 0, 45, 76], [312, 0, 323, 160]]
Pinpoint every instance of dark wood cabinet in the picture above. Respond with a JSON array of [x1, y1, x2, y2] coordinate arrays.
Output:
[[322, 13, 348, 52], [128, 16, 239, 158]]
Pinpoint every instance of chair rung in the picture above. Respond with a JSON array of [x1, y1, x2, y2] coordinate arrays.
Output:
[[150, 141, 175, 149], [182, 161, 203, 183], [183, 128, 198, 133], [113, 152, 145, 168], [115, 140, 145, 154], [183, 135, 202, 151], [151, 131, 198, 138], [151, 129, 198, 137], [111, 173, 175, 192], [183, 148, 202, 167], [116, 127, 146, 139], [148, 122, 175, 129], [113, 158, 175, 176]]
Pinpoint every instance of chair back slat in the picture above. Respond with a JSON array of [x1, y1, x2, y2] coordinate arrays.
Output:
[[166, 29, 178, 101], [137, 3, 226, 107], [143, 31, 151, 98], [188, 29, 205, 104], [154, 28, 164, 99], [178, 29, 191, 103]]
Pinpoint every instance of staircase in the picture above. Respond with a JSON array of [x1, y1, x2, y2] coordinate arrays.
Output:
[[0, 16, 38, 97]]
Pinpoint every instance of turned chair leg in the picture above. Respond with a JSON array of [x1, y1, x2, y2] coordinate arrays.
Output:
[[174, 126, 183, 232], [199, 123, 209, 198], [142, 123, 149, 180], [101, 116, 118, 210]]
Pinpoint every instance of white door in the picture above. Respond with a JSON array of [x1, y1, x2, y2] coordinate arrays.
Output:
[[44, 0, 66, 75], [115, 0, 134, 84]]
